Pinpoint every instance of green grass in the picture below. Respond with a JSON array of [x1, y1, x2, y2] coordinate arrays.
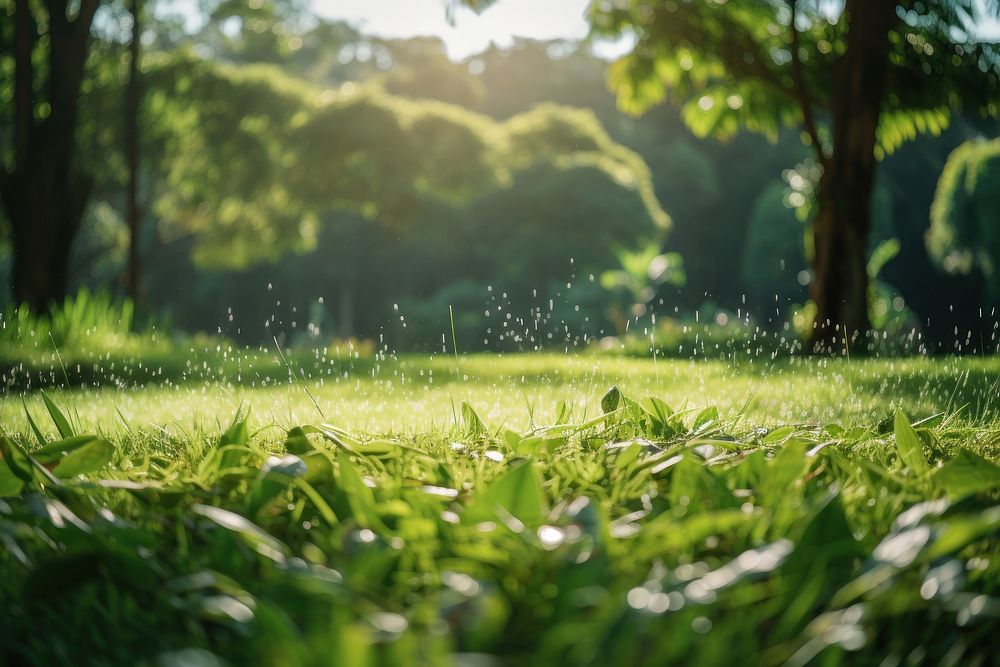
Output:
[[1, 353, 999, 665], [5, 352, 1000, 433]]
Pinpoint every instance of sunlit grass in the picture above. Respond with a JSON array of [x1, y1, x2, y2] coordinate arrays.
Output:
[[1, 367, 997, 666], [5, 353, 1000, 438]]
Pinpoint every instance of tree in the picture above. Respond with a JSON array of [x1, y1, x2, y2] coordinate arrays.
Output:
[[140, 54, 668, 338], [0, 0, 101, 310], [124, 0, 143, 301], [928, 138, 1000, 304], [586, 0, 1000, 350], [196, 0, 311, 63]]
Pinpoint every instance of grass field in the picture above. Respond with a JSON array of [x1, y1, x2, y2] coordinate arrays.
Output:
[[5, 351, 1000, 432], [2, 352, 999, 665]]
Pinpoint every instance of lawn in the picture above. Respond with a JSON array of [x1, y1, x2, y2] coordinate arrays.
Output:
[[1, 352, 999, 665]]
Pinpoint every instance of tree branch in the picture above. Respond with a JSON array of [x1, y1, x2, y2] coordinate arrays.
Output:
[[788, 0, 828, 166]]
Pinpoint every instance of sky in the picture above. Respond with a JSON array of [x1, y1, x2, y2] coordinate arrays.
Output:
[[310, 0, 614, 60]]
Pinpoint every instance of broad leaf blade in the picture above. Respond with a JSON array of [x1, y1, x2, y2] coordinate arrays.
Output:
[[893, 411, 929, 476], [464, 459, 546, 525], [933, 448, 1000, 497], [41, 391, 74, 439]]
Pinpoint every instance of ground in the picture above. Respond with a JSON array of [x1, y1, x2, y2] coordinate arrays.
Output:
[[1, 353, 998, 665]]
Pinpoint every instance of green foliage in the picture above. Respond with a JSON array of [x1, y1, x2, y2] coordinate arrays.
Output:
[[589, 1, 1000, 152], [741, 179, 911, 331], [502, 103, 669, 231], [648, 139, 720, 217], [0, 288, 149, 353], [140, 52, 667, 270], [461, 158, 668, 283], [144, 53, 318, 266], [601, 241, 685, 331], [608, 312, 797, 359], [1, 384, 998, 664], [378, 37, 487, 107], [198, 0, 313, 62], [741, 183, 809, 306], [928, 138, 1000, 303], [867, 238, 917, 335]]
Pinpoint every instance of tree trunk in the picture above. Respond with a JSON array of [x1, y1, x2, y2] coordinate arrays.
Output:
[[125, 0, 144, 303], [808, 0, 898, 353], [0, 0, 99, 311], [5, 163, 91, 311]]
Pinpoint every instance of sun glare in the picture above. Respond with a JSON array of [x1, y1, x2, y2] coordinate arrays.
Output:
[[312, 0, 593, 59]]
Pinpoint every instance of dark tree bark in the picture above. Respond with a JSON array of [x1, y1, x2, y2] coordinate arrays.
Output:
[[807, 0, 899, 352], [125, 0, 144, 302], [0, 0, 100, 311]]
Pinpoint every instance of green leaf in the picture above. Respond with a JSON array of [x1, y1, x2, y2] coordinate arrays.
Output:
[[927, 506, 1000, 559], [248, 454, 308, 517], [867, 238, 900, 279], [35, 434, 104, 460], [462, 402, 486, 437], [191, 503, 290, 563], [693, 406, 719, 432], [356, 439, 403, 458], [615, 441, 643, 469], [601, 386, 622, 414], [758, 439, 808, 509], [502, 428, 523, 450], [41, 391, 74, 439], [0, 469, 23, 496], [22, 400, 47, 445], [336, 450, 385, 531], [0, 438, 28, 496], [1, 437, 64, 490], [220, 413, 249, 448], [781, 494, 860, 597], [40, 436, 115, 478], [284, 425, 317, 455], [318, 423, 361, 451], [933, 449, 1000, 498], [638, 396, 672, 424], [515, 434, 566, 456], [554, 400, 571, 425], [216, 445, 255, 471], [464, 459, 546, 525], [893, 411, 929, 476], [295, 478, 339, 525]]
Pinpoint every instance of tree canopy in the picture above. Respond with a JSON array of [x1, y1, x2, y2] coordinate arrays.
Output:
[[588, 1, 999, 154], [141, 51, 667, 268], [584, 0, 1000, 348]]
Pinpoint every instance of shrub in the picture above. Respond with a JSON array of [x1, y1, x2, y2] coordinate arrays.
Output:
[[928, 138, 1000, 303]]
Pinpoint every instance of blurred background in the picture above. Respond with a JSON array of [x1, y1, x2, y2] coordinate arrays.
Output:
[[2, 0, 999, 357]]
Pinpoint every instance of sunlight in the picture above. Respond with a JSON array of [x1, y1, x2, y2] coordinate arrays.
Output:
[[313, 0, 593, 58]]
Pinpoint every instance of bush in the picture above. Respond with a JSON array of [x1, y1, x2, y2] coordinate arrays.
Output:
[[0, 289, 141, 353], [0, 289, 176, 388], [928, 138, 1000, 303]]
